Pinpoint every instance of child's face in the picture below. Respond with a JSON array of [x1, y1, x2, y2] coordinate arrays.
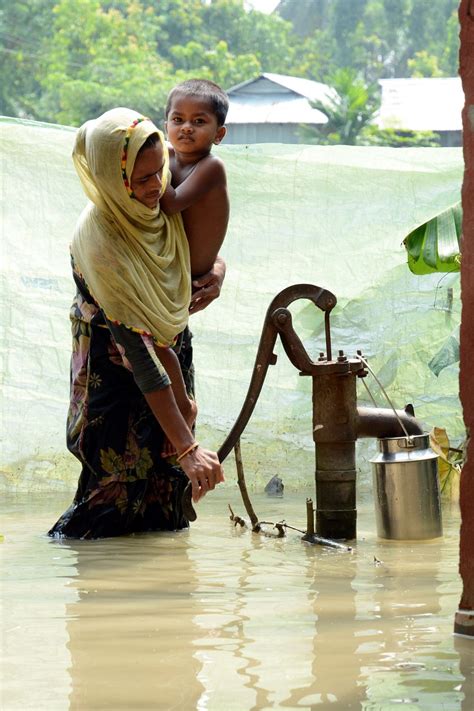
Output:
[[165, 94, 226, 156]]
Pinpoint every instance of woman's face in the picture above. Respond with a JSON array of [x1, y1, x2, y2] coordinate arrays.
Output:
[[130, 142, 164, 209]]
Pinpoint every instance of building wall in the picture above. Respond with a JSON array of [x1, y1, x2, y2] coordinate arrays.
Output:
[[438, 130, 463, 147], [225, 123, 301, 145], [225, 125, 462, 148]]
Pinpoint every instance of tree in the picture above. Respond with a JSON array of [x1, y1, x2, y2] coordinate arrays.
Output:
[[277, 0, 331, 37], [201, 0, 297, 74], [170, 40, 261, 89], [0, 0, 56, 117], [291, 30, 337, 81], [1, 0, 462, 126], [408, 51, 444, 78], [299, 68, 380, 145], [2, 0, 298, 125], [277, 0, 460, 81], [36, 0, 174, 125], [147, 0, 297, 78], [360, 126, 440, 147]]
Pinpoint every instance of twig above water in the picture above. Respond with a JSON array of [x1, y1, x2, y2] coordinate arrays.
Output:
[[234, 439, 261, 532], [228, 504, 246, 527]]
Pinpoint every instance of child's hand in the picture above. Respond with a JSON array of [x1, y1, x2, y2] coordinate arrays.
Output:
[[189, 256, 226, 314]]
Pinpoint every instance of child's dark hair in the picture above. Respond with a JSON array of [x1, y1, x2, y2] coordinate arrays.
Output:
[[165, 79, 229, 127]]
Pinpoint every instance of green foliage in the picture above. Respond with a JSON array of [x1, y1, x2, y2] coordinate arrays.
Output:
[[404, 202, 462, 275], [300, 68, 443, 148], [1, 0, 297, 125], [0, 0, 56, 117], [292, 30, 336, 81], [200, 0, 296, 74], [277, 0, 331, 37], [299, 68, 380, 145], [360, 126, 441, 147], [0, 0, 461, 127], [277, 0, 460, 81], [170, 40, 261, 89], [408, 51, 444, 78], [35, 0, 174, 125]]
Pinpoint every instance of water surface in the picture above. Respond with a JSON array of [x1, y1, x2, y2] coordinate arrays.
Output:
[[1, 490, 472, 710]]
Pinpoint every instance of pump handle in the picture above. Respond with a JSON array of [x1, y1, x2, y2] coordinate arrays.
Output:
[[217, 284, 337, 463]]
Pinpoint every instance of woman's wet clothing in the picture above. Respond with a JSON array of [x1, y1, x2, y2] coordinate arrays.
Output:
[[48, 273, 194, 539]]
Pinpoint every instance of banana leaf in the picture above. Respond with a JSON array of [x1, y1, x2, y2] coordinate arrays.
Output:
[[429, 427, 463, 501], [404, 202, 462, 274]]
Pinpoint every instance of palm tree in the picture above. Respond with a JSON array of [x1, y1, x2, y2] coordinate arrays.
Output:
[[299, 67, 380, 145]]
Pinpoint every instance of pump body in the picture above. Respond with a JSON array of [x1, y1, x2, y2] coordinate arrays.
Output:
[[218, 284, 424, 540]]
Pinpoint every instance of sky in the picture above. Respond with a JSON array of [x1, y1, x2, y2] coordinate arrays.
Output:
[[244, 0, 280, 13]]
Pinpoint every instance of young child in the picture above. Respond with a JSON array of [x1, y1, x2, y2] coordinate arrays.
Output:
[[160, 78, 229, 281], [154, 79, 230, 457]]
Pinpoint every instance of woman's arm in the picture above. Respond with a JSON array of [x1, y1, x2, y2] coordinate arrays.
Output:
[[153, 344, 194, 425], [144, 387, 224, 502], [105, 321, 224, 500]]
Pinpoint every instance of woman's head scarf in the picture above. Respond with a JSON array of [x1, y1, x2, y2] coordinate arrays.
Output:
[[71, 107, 191, 345]]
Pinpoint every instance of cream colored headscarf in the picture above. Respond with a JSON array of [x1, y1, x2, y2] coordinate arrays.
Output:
[[71, 107, 191, 346]]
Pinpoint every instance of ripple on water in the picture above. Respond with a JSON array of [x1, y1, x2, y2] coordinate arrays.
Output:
[[0, 490, 470, 711]]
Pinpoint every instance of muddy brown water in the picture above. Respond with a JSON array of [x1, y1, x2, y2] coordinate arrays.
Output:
[[1, 489, 472, 710]]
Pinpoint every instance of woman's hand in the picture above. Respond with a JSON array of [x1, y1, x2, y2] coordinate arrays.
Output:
[[179, 446, 225, 502], [189, 256, 226, 314], [144, 387, 223, 503]]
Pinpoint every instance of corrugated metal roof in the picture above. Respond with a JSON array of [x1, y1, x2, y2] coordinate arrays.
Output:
[[226, 73, 332, 125], [226, 94, 328, 124], [226, 73, 463, 132], [228, 73, 335, 101], [261, 73, 336, 102], [378, 78, 463, 132]]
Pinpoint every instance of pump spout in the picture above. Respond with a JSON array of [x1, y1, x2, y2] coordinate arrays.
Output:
[[356, 405, 424, 439]]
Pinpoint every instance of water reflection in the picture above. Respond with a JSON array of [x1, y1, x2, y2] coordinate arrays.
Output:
[[190, 534, 272, 710], [188, 515, 363, 709], [62, 533, 205, 709], [356, 510, 466, 709], [185, 496, 467, 709], [455, 636, 474, 711], [282, 547, 363, 709], [1, 493, 470, 710]]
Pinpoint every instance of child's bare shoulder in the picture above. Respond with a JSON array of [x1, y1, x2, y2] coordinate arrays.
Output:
[[198, 153, 227, 184]]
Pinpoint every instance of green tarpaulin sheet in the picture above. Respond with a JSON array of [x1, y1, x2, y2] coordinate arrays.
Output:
[[0, 117, 463, 491]]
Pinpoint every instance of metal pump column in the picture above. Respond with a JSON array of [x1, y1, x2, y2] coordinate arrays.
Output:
[[311, 354, 364, 539], [217, 284, 423, 541]]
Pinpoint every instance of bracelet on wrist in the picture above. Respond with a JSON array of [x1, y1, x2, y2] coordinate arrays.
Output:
[[176, 442, 199, 463]]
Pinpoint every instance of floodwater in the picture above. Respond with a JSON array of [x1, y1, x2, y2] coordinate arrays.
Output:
[[1, 489, 473, 710]]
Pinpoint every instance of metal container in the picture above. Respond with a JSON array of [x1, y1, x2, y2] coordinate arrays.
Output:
[[371, 434, 442, 540]]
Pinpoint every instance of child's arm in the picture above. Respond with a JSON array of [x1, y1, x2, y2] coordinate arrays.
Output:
[[160, 155, 226, 215]]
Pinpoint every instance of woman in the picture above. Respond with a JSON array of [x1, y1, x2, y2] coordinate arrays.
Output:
[[49, 108, 224, 539]]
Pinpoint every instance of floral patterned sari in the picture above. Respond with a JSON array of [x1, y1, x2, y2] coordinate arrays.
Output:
[[48, 273, 193, 539]]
